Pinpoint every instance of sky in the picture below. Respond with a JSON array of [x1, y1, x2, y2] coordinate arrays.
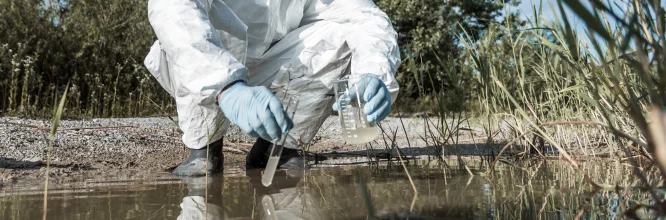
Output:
[[514, 0, 618, 58], [513, 0, 666, 59], [516, 0, 596, 42], [517, 0, 559, 22]]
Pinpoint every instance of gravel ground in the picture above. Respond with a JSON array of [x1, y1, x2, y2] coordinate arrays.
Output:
[[0, 116, 500, 183]]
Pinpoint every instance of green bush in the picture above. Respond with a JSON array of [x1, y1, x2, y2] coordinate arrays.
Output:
[[0, 0, 171, 118]]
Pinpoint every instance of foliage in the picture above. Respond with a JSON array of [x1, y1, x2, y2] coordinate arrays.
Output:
[[376, 0, 525, 112], [0, 0, 170, 118], [455, 0, 666, 215], [555, 0, 666, 212]]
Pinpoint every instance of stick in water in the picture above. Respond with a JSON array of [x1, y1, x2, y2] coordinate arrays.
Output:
[[262, 96, 299, 187]]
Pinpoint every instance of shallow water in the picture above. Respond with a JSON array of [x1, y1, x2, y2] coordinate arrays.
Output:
[[0, 158, 658, 219]]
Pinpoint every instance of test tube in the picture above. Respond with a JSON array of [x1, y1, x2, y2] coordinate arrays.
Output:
[[261, 195, 278, 220], [262, 96, 299, 187]]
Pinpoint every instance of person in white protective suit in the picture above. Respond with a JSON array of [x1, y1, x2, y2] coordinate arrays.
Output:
[[144, 0, 401, 176]]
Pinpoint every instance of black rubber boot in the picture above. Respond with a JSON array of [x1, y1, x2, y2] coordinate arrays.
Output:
[[172, 138, 224, 177], [245, 138, 310, 170]]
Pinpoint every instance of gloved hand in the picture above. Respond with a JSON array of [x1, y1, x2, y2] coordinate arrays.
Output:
[[218, 81, 293, 142], [332, 74, 392, 123]]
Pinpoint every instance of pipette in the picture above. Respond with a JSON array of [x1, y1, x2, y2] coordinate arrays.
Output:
[[262, 96, 299, 187]]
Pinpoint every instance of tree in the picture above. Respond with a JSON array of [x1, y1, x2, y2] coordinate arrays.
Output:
[[375, 0, 524, 111]]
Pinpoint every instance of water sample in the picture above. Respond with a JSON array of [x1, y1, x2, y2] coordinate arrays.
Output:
[[262, 156, 281, 186], [262, 96, 299, 187], [333, 75, 380, 145], [341, 126, 380, 144]]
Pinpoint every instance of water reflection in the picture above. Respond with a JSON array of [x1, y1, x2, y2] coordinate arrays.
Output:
[[0, 159, 661, 219], [250, 170, 322, 220], [177, 169, 321, 220], [177, 176, 226, 220]]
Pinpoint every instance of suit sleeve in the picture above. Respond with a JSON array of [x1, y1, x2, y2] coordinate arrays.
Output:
[[147, 0, 248, 105], [303, 0, 401, 104]]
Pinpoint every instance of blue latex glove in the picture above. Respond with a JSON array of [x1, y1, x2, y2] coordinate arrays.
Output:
[[332, 74, 392, 122], [218, 81, 293, 142]]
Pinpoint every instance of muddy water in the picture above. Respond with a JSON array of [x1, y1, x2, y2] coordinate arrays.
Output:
[[0, 158, 657, 219]]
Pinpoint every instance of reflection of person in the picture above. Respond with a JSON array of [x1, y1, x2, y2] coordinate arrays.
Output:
[[247, 170, 324, 220], [144, 0, 401, 176], [177, 170, 322, 220], [177, 177, 227, 220]]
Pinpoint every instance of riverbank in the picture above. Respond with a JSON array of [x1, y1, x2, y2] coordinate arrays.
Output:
[[1, 115, 616, 184], [0, 116, 473, 183]]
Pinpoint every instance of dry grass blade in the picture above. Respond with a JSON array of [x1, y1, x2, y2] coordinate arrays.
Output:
[[489, 73, 579, 169], [356, 170, 376, 220], [648, 107, 666, 177], [387, 126, 419, 211], [42, 82, 69, 220]]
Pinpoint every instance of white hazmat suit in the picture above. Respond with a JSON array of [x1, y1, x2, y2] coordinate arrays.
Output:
[[144, 0, 400, 149]]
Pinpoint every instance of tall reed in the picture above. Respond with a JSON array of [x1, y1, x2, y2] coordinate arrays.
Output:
[[450, 0, 666, 214]]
